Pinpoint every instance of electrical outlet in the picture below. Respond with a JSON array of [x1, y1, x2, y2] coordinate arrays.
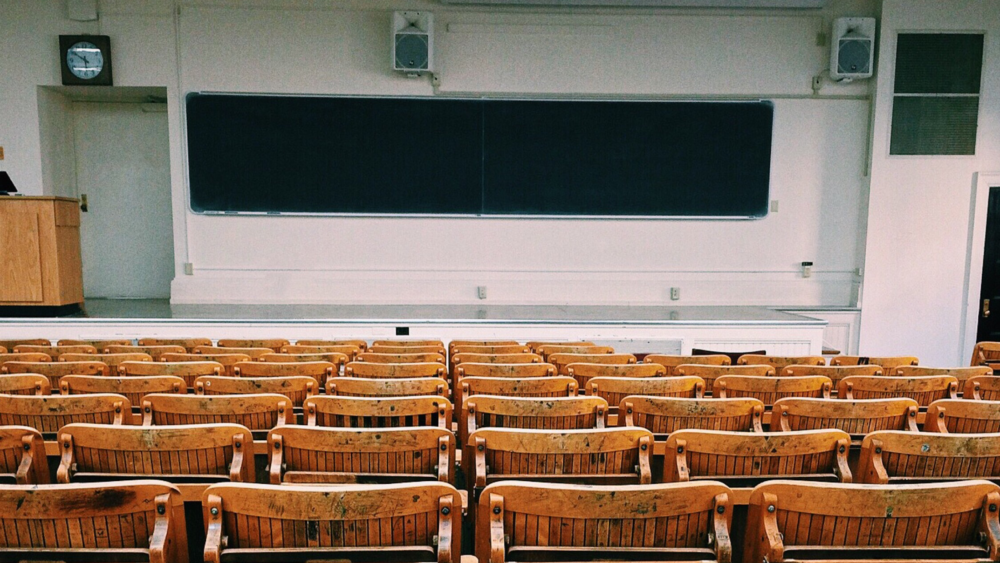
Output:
[[477, 286, 487, 300], [670, 287, 680, 301], [770, 200, 779, 213], [184, 262, 194, 275]]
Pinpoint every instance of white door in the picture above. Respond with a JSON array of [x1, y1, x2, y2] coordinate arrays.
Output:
[[73, 103, 173, 298]]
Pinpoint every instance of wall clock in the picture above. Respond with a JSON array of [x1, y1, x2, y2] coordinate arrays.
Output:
[[59, 35, 113, 86]]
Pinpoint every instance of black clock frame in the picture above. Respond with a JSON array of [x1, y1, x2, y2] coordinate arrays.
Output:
[[59, 35, 113, 86]]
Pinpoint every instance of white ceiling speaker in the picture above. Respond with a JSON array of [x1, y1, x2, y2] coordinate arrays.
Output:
[[830, 17, 876, 81], [393, 12, 434, 75], [438, 0, 828, 7]]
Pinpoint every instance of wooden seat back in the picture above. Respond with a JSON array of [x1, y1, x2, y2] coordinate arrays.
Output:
[[0, 338, 51, 350], [895, 365, 993, 383], [233, 360, 337, 386], [644, 353, 732, 375], [268, 426, 455, 484], [459, 376, 577, 409], [565, 362, 665, 388], [0, 360, 109, 388], [831, 354, 920, 368], [966, 375, 1000, 400], [0, 394, 130, 434], [295, 339, 368, 350], [194, 345, 274, 359], [104, 344, 186, 360], [57, 423, 255, 483], [142, 393, 292, 430], [58, 338, 132, 348], [536, 344, 615, 359], [478, 480, 732, 563], [450, 339, 521, 353], [14, 344, 97, 356], [526, 340, 595, 353], [370, 344, 447, 356], [158, 355, 243, 378], [972, 341, 1000, 367], [674, 363, 775, 392], [838, 374, 959, 406], [0, 351, 52, 364], [468, 428, 653, 497], [548, 353, 635, 375], [737, 354, 826, 370], [587, 376, 705, 407], [204, 481, 460, 563], [306, 395, 452, 429], [372, 339, 445, 347], [0, 480, 187, 562], [279, 344, 359, 360], [61, 375, 185, 405], [860, 430, 1000, 484], [345, 360, 446, 379], [138, 336, 213, 352], [453, 352, 543, 365], [746, 479, 1000, 563], [772, 397, 919, 435], [714, 375, 832, 407], [782, 364, 883, 387], [216, 338, 290, 352], [451, 344, 529, 356], [195, 375, 316, 407], [356, 351, 446, 364], [261, 352, 351, 367], [462, 396, 608, 445], [60, 352, 153, 376], [0, 373, 50, 395], [619, 396, 764, 435], [326, 376, 449, 398], [455, 362, 554, 384], [925, 399, 1000, 433], [663, 429, 852, 486], [0, 425, 48, 483]]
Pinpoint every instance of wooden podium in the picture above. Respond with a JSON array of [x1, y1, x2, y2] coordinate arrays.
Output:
[[0, 196, 83, 307]]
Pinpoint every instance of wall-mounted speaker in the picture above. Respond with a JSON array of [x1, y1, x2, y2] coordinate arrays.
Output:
[[393, 12, 434, 75], [830, 17, 876, 81]]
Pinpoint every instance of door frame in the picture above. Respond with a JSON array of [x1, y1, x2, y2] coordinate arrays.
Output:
[[961, 171, 1000, 363]]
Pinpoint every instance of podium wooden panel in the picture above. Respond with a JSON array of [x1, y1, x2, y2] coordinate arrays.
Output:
[[0, 196, 83, 306]]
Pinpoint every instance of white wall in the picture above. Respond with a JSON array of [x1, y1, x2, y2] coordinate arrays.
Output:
[[860, 0, 1000, 365]]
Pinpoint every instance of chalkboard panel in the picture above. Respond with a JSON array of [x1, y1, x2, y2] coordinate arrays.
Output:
[[186, 94, 773, 217]]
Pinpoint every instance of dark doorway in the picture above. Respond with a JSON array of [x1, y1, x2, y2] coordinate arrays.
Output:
[[977, 186, 1000, 341]]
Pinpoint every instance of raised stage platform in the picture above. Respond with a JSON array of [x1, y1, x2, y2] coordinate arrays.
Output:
[[0, 300, 828, 355]]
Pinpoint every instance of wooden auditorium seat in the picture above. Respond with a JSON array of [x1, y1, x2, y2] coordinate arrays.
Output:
[[663, 429, 852, 486], [233, 360, 337, 386], [142, 393, 293, 431], [674, 363, 775, 391], [279, 344, 359, 361], [14, 343, 97, 356], [0, 480, 188, 563], [547, 352, 634, 375], [746, 480, 1000, 563], [195, 345, 274, 359], [262, 351, 352, 366], [477, 480, 733, 563], [216, 338, 290, 352], [925, 399, 1000, 433], [771, 397, 919, 435], [449, 340, 521, 355], [0, 373, 50, 395], [1, 360, 109, 388], [295, 338, 368, 350], [0, 393, 130, 433], [782, 364, 883, 387], [60, 352, 153, 375], [305, 395, 452, 429], [535, 344, 614, 359], [461, 395, 607, 445], [0, 338, 51, 350], [619, 396, 765, 436], [372, 339, 445, 347], [452, 352, 543, 366], [138, 336, 213, 352], [644, 353, 731, 375], [345, 360, 446, 379], [203, 481, 460, 563], [526, 340, 595, 353], [895, 365, 992, 384], [104, 344, 186, 360], [838, 374, 959, 406], [972, 341, 1000, 369], [831, 354, 920, 368], [267, 426, 455, 484], [0, 351, 52, 364], [195, 375, 316, 407], [370, 343, 447, 356], [57, 423, 255, 483], [158, 354, 245, 378], [0, 425, 48, 483], [460, 376, 577, 406], [356, 351, 446, 364], [565, 361, 664, 388], [714, 375, 832, 407], [453, 361, 552, 393], [587, 376, 705, 408], [326, 376, 449, 398], [966, 375, 1000, 400], [859, 430, 1000, 484], [737, 354, 826, 370], [451, 344, 529, 356], [61, 374, 185, 405], [58, 338, 132, 348]]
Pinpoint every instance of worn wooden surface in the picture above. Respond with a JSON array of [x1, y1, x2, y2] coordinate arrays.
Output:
[[619, 396, 765, 435], [58, 338, 132, 349], [139, 337, 213, 352], [839, 375, 959, 406], [645, 354, 732, 375], [896, 365, 992, 383], [966, 376, 1000, 400], [714, 375, 832, 407], [0, 373, 50, 395], [233, 360, 336, 387], [1, 360, 109, 388], [0, 198, 83, 306], [0, 352, 53, 364], [328, 376, 449, 398], [346, 361, 447, 379], [60, 352, 154, 376], [463, 396, 608, 446], [195, 346, 275, 359], [196, 375, 316, 407], [280, 345, 360, 362], [925, 399, 1000, 433], [15, 344, 97, 356], [296, 339, 369, 351], [61, 374, 186, 405], [460, 376, 577, 409], [143, 393, 292, 430], [831, 355, 920, 368], [125, 359, 225, 387], [588, 376, 704, 408], [675, 364, 774, 392], [772, 397, 919, 435], [0, 425, 48, 483], [0, 393, 129, 432], [567, 362, 665, 388], [105, 344, 187, 360], [737, 355, 826, 370], [548, 353, 636, 375], [306, 395, 452, 429], [783, 364, 883, 388], [217, 339, 291, 352], [358, 352, 447, 365], [859, 431, 1000, 484]]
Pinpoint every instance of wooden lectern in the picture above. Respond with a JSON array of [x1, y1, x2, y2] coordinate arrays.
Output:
[[0, 196, 83, 307]]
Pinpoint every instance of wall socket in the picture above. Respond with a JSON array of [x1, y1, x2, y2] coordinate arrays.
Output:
[[183, 262, 194, 275], [670, 287, 680, 301], [477, 286, 487, 300]]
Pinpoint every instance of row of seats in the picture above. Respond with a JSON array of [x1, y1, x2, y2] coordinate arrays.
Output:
[[0, 476, 997, 563]]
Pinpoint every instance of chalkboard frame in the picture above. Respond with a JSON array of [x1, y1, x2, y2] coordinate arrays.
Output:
[[185, 92, 774, 220]]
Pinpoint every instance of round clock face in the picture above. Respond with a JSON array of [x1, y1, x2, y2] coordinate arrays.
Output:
[[66, 41, 104, 80]]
